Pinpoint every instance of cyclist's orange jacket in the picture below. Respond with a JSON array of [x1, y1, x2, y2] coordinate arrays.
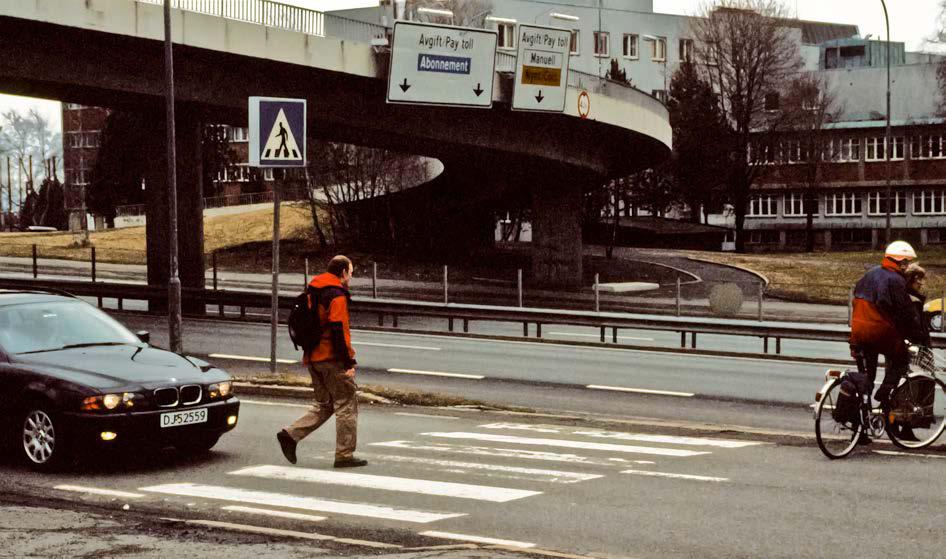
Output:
[[850, 258, 922, 356], [303, 272, 356, 368]]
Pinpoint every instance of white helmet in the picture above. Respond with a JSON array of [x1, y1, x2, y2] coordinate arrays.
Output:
[[885, 240, 917, 261]]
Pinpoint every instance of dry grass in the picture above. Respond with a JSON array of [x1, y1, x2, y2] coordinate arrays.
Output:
[[0, 202, 315, 265], [685, 248, 946, 304]]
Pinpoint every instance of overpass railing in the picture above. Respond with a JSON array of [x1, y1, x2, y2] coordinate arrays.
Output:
[[3, 277, 942, 356]]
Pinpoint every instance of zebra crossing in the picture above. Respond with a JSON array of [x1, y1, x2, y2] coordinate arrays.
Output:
[[56, 420, 765, 546]]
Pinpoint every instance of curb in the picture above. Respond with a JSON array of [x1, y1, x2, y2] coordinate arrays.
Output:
[[233, 382, 394, 404], [685, 255, 770, 287]]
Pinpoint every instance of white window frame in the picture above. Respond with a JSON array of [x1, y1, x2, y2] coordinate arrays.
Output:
[[679, 38, 693, 62], [651, 89, 667, 103], [651, 36, 666, 61], [230, 127, 248, 142], [913, 190, 946, 215], [784, 193, 816, 217], [867, 191, 907, 216], [866, 136, 904, 161], [827, 137, 860, 162], [911, 135, 945, 160], [569, 30, 580, 55], [747, 195, 778, 217], [622, 33, 638, 59], [593, 31, 610, 57], [263, 168, 275, 181], [496, 21, 516, 50], [824, 192, 863, 216]]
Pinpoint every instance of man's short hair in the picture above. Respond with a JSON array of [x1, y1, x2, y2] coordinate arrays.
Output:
[[327, 255, 352, 277]]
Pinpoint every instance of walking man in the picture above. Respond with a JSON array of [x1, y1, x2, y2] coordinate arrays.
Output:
[[277, 255, 366, 468]]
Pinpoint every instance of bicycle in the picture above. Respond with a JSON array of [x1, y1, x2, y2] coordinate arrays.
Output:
[[814, 345, 946, 459]]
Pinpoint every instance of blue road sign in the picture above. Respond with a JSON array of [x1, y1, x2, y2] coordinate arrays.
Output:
[[248, 97, 306, 167]]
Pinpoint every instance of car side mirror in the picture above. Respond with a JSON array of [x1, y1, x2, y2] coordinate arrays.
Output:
[[136, 331, 151, 345]]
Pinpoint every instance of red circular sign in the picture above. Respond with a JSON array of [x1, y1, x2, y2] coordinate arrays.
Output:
[[577, 91, 591, 119]]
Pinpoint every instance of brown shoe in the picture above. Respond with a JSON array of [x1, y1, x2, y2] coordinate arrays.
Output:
[[333, 457, 368, 468]]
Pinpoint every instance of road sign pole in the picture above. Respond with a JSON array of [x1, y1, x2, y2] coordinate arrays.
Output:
[[164, 0, 183, 354], [270, 177, 281, 374]]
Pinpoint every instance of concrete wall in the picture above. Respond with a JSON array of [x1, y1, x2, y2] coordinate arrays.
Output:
[[821, 64, 943, 121]]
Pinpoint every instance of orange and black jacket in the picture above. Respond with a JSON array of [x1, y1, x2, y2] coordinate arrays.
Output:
[[304, 272, 356, 368], [850, 258, 924, 355]]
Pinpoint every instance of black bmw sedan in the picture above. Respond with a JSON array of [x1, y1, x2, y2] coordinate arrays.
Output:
[[0, 289, 240, 471]]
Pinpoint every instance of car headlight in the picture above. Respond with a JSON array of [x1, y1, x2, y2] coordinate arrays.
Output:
[[208, 382, 232, 399], [81, 392, 139, 411]]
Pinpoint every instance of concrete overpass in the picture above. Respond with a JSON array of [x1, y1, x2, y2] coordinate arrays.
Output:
[[0, 0, 671, 295]]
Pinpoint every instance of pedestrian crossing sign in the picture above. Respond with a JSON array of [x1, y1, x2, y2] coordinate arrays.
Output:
[[248, 97, 306, 168]]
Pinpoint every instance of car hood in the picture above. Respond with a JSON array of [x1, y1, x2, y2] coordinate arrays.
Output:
[[13, 345, 229, 390]]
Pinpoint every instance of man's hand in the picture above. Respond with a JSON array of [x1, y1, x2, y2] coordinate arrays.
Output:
[[344, 367, 356, 378]]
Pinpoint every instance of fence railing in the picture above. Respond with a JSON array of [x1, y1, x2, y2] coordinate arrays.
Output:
[[115, 188, 309, 217]]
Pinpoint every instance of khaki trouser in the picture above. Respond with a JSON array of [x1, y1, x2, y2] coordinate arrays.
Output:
[[284, 361, 358, 459]]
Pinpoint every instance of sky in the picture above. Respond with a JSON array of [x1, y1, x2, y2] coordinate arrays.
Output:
[[1, 0, 943, 134]]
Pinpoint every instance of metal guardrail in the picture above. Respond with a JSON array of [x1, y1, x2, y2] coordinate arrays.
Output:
[[4, 277, 943, 355], [116, 189, 308, 217]]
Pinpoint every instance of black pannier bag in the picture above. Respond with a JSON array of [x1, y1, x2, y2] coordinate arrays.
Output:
[[832, 371, 865, 425]]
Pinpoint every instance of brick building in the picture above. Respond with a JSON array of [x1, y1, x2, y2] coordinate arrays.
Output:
[[61, 103, 108, 230]]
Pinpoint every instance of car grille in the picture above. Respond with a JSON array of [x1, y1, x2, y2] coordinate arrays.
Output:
[[180, 385, 202, 405], [154, 387, 179, 408]]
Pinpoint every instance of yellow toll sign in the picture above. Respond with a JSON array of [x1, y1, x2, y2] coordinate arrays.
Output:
[[522, 66, 562, 87]]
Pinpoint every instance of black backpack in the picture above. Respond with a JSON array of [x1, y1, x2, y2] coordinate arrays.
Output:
[[288, 286, 322, 352]]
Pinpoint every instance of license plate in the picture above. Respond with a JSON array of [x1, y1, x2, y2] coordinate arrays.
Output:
[[160, 408, 208, 428]]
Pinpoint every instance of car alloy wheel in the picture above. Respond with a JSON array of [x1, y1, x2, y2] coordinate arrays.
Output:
[[22, 410, 57, 465]]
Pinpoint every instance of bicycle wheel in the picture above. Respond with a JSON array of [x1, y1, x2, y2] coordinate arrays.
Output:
[[815, 379, 863, 459], [886, 374, 946, 449]]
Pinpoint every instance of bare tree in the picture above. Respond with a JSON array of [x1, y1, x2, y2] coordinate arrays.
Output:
[[690, 0, 802, 252], [411, 0, 493, 27], [781, 73, 843, 252]]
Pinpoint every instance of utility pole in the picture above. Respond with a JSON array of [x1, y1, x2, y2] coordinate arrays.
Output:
[[164, 0, 183, 354]]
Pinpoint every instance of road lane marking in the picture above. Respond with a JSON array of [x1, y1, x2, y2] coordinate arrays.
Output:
[[549, 331, 654, 342], [54, 485, 144, 499], [388, 368, 485, 380], [221, 506, 326, 522], [229, 465, 540, 503], [241, 399, 311, 409], [422, 432, 710, 457], [209, 353, 298, 364], [369, 440, 629, 467], [479, 423, 761, 448], [873, 450, 946, 459], [357, 341, 442, 351], [586, 385, 694, 397], [395, 412, 459, 420], [364, 454, 603, 484], [620, 469, 729, 482], [420, 531, 535, 549], [183, 519, 400, 548], [139, 483, 464, 523]]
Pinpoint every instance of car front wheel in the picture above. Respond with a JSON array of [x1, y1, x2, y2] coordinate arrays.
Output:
[[21, 405, 69, 471]]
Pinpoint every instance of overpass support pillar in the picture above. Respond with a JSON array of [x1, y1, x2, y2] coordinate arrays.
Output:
[[144, 106, 205, 314], [531, 177, 583, 291]]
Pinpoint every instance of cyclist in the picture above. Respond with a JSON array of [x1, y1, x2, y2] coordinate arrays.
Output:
[[850, 241, 926, 417]]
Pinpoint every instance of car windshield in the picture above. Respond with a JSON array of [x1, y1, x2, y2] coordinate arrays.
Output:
[[0, 300, 140, 354]]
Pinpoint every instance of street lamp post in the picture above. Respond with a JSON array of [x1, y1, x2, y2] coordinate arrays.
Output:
[[882, 0, 892, 245], [164, 0, 183, 353]]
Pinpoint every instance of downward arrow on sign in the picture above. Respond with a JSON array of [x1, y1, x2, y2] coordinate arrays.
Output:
[[473, 83, 484, 97], [399, 78, 411, 92], [535, 91, 545, 103]]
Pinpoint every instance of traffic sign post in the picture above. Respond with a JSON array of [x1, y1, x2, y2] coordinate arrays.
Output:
[[249, 97, 307, 373], [386, 21, 497, 108], [512, 24, 572, 113]]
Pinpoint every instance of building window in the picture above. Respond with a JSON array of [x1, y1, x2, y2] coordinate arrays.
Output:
[[784, 193, 817, 216], [748, 195, 778, 217], [679, 38, 693, 62], [593, 31, 610, 57], [622, 34, 638, 59], [64, 103, 83, 110], [827, 137, 860, 162], [782, 140, 802, 163], [569, 30, 579, 55], [230, 127, 248, 142], [263, 168, 275, 181], [824, 193, 862, 216], [913, 190, 946, 215], [496, 22, 515, 49], [911, 135, 945, 159], [748, 230, 780, 244], [834, 229, 872, 244], [650, 36, 666, 61], [764, 92, 780, 111], [651, 89, 667, 103], [867, 191, 907, 216], [866, 136, 904, 161]]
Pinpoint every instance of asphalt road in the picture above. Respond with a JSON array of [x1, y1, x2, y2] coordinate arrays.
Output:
[[3, 399, 946, 558]]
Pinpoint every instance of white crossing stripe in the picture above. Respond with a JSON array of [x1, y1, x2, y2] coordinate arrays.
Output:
[[395, 412, 459, 420], [139, 483, 464, 523], [620, 470, 729, 482], [55, 485, 144, 499], [387, 368, 485, 380], [420, 531, 536, 549], [423, 432, 710, 457], [229, 465, 540, 503], [587, 384, 694, 397], [873, 450, 946, 459], [209, 353, 298, 364], [369, 440, 636, 467], [221, 506, 326, 522], [364, 454, 603, 484], [479, 423, 763, 448], [358, 342, 441, 351]]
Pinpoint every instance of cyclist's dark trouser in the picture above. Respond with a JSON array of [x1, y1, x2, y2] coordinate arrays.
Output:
[[851, 344, 910, 404]]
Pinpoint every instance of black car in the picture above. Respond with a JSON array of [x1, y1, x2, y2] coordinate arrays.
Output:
[[0, 289, 239, 470]]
